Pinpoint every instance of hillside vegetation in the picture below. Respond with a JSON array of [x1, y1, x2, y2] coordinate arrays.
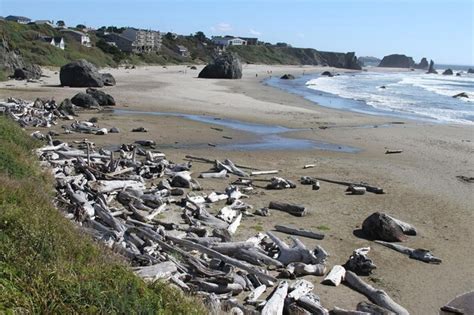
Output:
[[0, 116, 205, 314]]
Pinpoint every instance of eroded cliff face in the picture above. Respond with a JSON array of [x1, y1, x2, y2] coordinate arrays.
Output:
[[0, 36, 41, 79]]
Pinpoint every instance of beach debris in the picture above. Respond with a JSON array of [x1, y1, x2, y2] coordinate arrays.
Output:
[[315, 177, 385, 194], [440, 305, 465, 314], [250, 170, 279, 176], [356, 302, 394, 314], [322, 265, 346, 286], [456, 175, 474, 183], [344, 271, 409, 315], [268, 201, 307, 217], [132, 126, 148, 132], [274, 224, 325, 240], [266, 177, 296, 190], [261, 281, 288, 315], [303, 164, 315, 169], [347, 185, 366, 195], [344, 247, 377, 275], [375, 240, 442, 264], [361, 212, 417, 242], [385, 149, 403, 154]]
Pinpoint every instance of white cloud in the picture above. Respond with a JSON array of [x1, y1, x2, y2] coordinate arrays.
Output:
[[249, 29, 262, 36], [211, 22, 233, 32]]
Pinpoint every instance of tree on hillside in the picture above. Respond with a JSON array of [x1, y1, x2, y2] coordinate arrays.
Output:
[[194, 31, 207, 42], [56, 20, 65, 27], [76, 24, 86, 30], [164, 32, 175, 41]]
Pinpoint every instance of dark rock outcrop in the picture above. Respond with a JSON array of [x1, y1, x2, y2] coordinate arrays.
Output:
[[280, 74, 295, 80], [12, 65, 42, 80], [378, 54, 415, 68], [414, 57, 429, 70], [427, 60, 438, 74], [198, 52, 242, 79], [1, 35, 42, 80], [58, 98, 76, 116], [60, 59, 115, 87], [442, 69, 453, 75], [71, 92, 99, 108], [321, 71, 334, 77], [86, 88, 115, 106], [453, 92, 469, 98], [361, 212, 406, 242], [468, 68, 474, 74]]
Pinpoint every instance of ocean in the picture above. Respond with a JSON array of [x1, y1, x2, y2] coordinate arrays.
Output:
[[265, 66, 474, 125]]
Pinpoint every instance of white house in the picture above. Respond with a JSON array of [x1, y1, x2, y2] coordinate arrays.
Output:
[[212, 36, 247, 47], [60, 29, 91, 47], [40, 36, 65, 50]]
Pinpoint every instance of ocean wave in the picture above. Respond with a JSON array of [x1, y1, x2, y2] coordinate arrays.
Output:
[[303, 71, 474, 124]]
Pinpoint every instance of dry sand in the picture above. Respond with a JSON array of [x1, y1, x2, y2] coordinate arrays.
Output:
[[1, 64, 473, 313]]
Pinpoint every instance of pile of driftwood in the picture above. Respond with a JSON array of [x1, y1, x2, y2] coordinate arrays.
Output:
[[2, 97, 442, 314]]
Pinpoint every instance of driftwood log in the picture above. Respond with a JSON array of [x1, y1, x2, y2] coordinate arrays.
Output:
[[362, 212, 416, 242], [269, 201, 307, 217], [344, 271, 409, 315], [261, 281, 288, 315], [375, 240, 441, 264], [274, 224, 325, 240]]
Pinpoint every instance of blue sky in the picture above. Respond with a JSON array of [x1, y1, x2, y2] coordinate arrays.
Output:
[[1, 0, 473, 65]]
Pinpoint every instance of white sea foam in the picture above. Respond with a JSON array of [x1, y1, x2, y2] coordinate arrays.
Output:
[[304, 71, 474, 124]]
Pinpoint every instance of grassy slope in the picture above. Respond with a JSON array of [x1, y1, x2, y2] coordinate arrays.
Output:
[[0, 21, 116, 68], [228, 45, 326, 65], [0, 116, 205, 314]]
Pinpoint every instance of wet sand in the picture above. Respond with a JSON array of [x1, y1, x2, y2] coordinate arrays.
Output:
[[1, 64, 473, 313]]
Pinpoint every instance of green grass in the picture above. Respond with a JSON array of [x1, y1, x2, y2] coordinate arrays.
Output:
[[0, 116, 205, 314], [316, 225, 331, 231], [0, 67, 8, 81]]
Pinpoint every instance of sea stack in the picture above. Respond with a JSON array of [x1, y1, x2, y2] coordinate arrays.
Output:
[[378, 54, 415, 68], [414, 57, 429, 70], [427, 60, 438, 74]]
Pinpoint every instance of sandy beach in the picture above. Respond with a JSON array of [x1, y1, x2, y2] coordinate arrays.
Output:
[[1, 64, 473, 313]]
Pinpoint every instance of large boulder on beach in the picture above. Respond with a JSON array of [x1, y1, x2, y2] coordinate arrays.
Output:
[[378, 54, 415, 68], [60, 59, 115, 87], [414, 57, 429, 70], [442, 69, 453, 75], [101, 73, 116, 86], [427, 60, 438, 74], [280, 74, 295, 80], [361, 212, 406, 242], [71, 92, 99, 108], [86, 88, 115, 106], [321, 71, 334, 77], [198, 52, 242, 79]]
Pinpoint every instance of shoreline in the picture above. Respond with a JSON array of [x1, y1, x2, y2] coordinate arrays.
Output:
[[0, 64, 473, 313]]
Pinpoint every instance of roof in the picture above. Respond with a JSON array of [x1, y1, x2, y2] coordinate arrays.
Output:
[[176, 45, 188, 50], [5, 15, 31, 21], [41, 36, 64, 45], [34, 20, 53, 24]]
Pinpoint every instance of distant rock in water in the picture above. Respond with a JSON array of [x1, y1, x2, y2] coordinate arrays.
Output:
[[456, 72, 461, 76], [60, 59, 116, 87], [468, 68, 474, 74], [280, 74, 295, 80], [442, 69, 453, 75], [378, 54, 415, 68], [414, 57, 429, 70], [198, 52, 242, 79], [427, 59, 438, 74], [321, 71, 334, 77], [453, 92, 469, 99]]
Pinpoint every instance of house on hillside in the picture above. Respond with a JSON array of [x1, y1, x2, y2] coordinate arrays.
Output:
[[119, 28, 162, 53], [5, 15, 31, 24], [60, 29, 91, 47], [39, 36, 65, 50], [240, 37, 258, 45], [31, 20, 54, 27], [175, 45, 190, 57], [211, 36, 247, 48]]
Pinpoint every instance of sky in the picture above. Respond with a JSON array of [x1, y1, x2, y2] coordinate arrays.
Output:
[[1, 0, 473, 65]]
